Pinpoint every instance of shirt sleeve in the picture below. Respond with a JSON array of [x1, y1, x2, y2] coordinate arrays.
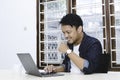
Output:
[[83, 59, 89, 68], [82, 42, 102, 74]]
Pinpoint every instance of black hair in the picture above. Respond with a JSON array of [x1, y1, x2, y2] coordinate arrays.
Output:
[[60, 13, 83, 29]]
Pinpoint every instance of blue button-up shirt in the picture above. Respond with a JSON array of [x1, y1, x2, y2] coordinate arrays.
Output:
[[62, 32, 102, 74]]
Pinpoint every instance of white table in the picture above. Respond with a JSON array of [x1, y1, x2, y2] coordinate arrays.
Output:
[[0, 69, 120, 80]]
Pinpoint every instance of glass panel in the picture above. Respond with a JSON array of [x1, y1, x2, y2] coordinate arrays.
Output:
[[72, 0, 76, 7], [102, 0, 105, 4], [103, 16, 105, 26], [109, 0, 114, 3], [114, 0, 120, 64], [111, 27, 115, 37], [40, 33, 44, 41], [110, 16, 115, 26], [112, 51, 116, 61], [43, 0, 67, 64], [45, 21, 60, 30], [76, 0, 103, 50], [110, 4, 114, 14], [40, 4, 44, 12], [44, 0, 67, 21], [103, 28, 106, 38], [111, 39, 116, 49], [45, 32, 59, 41], [102, 6, 105, 15]]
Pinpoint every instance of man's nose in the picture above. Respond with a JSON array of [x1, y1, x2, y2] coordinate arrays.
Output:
[[64, 33, 68, 39]]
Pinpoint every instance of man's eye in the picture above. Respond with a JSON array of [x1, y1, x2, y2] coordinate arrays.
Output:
[[62, 32, 65, 34], [67, 31, 70, 34]]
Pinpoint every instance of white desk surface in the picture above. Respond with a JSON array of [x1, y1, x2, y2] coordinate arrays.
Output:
[[0, 69, 120, 80]]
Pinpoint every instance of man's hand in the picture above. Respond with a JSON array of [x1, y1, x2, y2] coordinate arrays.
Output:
[[44, 65, 56, 73], [58, 43, 69, 53]]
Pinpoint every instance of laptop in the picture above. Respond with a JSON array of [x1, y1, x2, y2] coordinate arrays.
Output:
[[17, 53, 64, 77]]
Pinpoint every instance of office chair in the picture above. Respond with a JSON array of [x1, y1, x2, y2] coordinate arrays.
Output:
[[97, 53, 110, 73]]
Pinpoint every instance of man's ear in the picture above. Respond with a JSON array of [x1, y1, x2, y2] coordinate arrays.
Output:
[[77, 26, 82, 33]]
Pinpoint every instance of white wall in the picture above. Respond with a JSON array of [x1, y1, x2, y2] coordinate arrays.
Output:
[[0, 0, 36, 69]]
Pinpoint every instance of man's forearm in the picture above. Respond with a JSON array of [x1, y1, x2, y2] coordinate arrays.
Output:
[[55, 65, 65, 72], [67, 52, 84, 70]]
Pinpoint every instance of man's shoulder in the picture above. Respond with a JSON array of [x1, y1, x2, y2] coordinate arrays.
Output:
[[84, 33, 100, 43], [81, 33, 101, 49]]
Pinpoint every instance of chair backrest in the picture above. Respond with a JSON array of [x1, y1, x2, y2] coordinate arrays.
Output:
[[97, 53, 110, 73]]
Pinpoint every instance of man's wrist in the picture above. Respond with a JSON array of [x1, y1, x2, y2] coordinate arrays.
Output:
[[66, 49, 72, 55]]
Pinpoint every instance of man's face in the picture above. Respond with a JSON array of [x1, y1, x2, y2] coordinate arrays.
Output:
[[61, 25, 82, 44]]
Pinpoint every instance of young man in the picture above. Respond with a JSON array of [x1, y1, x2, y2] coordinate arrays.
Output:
[[44, 13, 102, 74]]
